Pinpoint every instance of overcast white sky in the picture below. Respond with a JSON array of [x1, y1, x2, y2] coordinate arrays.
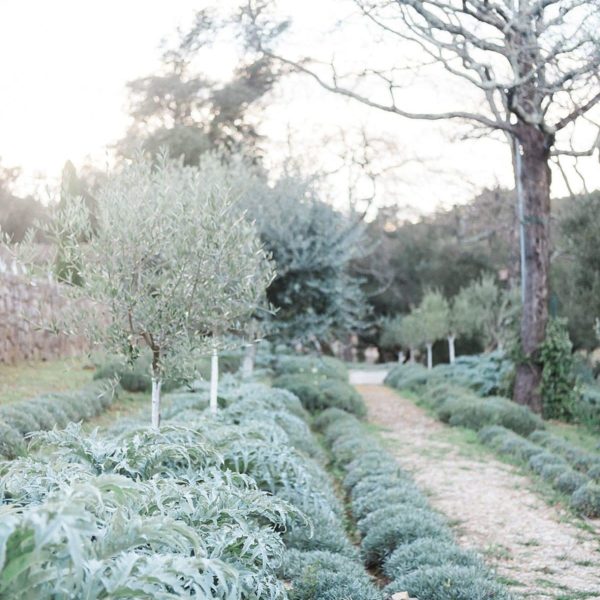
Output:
[[0, 0, 597, 213]]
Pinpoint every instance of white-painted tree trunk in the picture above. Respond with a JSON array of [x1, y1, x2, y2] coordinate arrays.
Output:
[[210, 347, 219, 415], [448, 335, 456, 364], [151, 376, 162, 429], [397, 350, 405, 364], [426, 343, 433, 370], [242, 343, 255, 379]]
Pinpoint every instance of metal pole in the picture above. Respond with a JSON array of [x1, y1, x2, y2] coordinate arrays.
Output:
[[515, 136, 527, 306]]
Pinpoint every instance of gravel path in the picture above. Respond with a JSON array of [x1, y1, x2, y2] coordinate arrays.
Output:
[[356, 382, 600, 600]]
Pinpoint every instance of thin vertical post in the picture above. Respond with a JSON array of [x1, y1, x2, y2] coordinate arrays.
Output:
[[515, 136, 527, 306]]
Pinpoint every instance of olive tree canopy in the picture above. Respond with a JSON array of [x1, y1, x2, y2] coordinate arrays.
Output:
[[10, 154, 274, 427]]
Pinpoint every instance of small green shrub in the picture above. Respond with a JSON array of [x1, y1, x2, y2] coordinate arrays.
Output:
[[540, 318, 577, 420], [352, 486, 429, 521], [284, 517, 357, 557], [387, 352, 514, 398], [331, 436, 379, 467], [528, 430, 600, 474], [555, 470, 589, 494], [383, 537, 483, 580], [238, 385, 308, 420], [351, 474, 413, 504], [34, 400, 70, 429], [360, 510, 451, 567], [281, 550, 383, 600], [438, 394, 543, 436], [588, 464, 600, 481], [357, 503, 425, 535], [573, 384, 600, 430], [484, 430, 544, 462], [0, 406, 40, 435], [385, 565, 513, 600], [280, 550, 355, 580], [313, 407, 352, 432], [273, 375, 366, 416], [570, 482, 600, 518], [322, 418, 361, 446], [384, 363, 429, 391], [21, 402, 56, 431], [0, 383, 117, 440], [343, 455, 401, 491], [477, 425, 509, 444], [319, 379, 366, 417], [275, 355, 349, 381], [540, 463, 570, 483], [0, 421, 25, 459], [528, 452, 567, 475]]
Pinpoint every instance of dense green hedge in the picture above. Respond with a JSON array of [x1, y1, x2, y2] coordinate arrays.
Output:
[[479, 426, 600, 518], [273, 355, 349, 381], [273, 374, 366, 417], [386, 363, 544, 436], [385, 352, 512, 397], [280, 550, 382, 600], [0, 382, 117, 460], [318, 409, 512, 599], [435, 394, 544, 436], [386, 351, 600, 432]]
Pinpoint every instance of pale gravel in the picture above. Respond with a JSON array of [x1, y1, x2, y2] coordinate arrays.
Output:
[[354, 381, 600, 600]]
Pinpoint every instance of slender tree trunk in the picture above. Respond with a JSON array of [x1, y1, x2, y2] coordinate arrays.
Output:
[[409, 348, 416, 363], [210, 346, 219, 415], [150, 345, 161, 429], [397, 350, 405, 364], [151, 376, 162, 429], [448, 335, 456, 364], [512, 123, 552, 414], [242, 343, 255, 379], [426, 343, 433, 370]]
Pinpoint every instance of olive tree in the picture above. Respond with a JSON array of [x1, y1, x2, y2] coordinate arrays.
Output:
[[11, 155, 274, 427], [418, 290, 450, 369], [379, 315, 405, 362], [454, 276, 519, 352], [398, 312, 425, 364], [196, 154, 369, 349]]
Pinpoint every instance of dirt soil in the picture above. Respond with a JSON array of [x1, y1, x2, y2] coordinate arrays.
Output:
[[355, 381, 600, 600]]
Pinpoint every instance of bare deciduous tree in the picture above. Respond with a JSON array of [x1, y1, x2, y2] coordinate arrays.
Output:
[[245, 0, 600, 411]]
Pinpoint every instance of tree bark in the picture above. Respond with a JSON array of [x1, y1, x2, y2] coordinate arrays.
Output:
[[409, 348, 416, 363], [448, 335, 456, 364], [210, 346, 219, 415], [242, 343, 255, 379], [512, 123, 552, 414], [151, 376, 162, 429], [426, 343, 433, 370], [397, 350, 405, 364]]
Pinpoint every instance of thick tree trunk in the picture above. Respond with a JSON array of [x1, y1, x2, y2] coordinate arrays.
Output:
[[397, 350, 405, 364], [210, 347, 219, 415], [448, 335, 456, 364], [426, 343, 433, 370], [151, 376, 162, 429], [409, 348, 416, 363], [512, 123, 552, 414]]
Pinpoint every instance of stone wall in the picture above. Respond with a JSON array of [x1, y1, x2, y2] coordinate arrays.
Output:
[[0, 272, 88, 364]]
